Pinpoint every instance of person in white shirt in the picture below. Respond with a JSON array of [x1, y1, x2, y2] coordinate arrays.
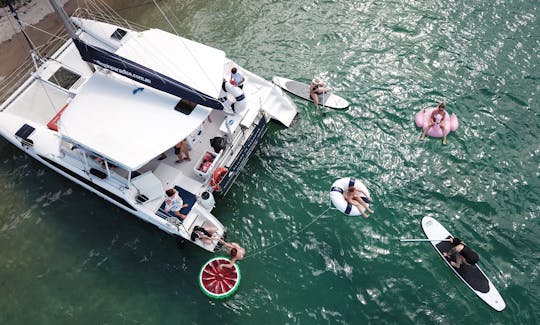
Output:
[[230, 67, 245, 89], [164, 188, 188, 220]]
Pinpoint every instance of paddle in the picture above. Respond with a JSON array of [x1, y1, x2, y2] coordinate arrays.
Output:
[[320, 83, 330, 117], [399, 238, 451, 242]]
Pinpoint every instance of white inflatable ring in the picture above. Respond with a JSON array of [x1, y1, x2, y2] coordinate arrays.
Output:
[[330, 177, 370, 216], [219, 81, 246, 112]]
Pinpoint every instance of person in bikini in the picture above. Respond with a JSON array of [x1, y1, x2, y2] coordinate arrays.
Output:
[[190, 225, 218, 244], [344, 186, 374, 218], [420, 102, 448, 144], [309, 77, 329, 111], [217, 238, 245, 269]]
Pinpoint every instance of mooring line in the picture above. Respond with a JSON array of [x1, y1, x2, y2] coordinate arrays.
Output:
[[242, 205, 332, 260]]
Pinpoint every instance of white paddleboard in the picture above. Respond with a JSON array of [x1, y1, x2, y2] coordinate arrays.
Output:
[[421, 216, 506, 311], [272, 76, 350, 109]]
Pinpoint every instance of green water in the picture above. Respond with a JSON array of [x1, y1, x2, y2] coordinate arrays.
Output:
[[1, 0, 539, 323]]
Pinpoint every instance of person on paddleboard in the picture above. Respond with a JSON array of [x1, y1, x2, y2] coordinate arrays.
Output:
[[309, 77, 329, 111], [443, 236, 480, 268]]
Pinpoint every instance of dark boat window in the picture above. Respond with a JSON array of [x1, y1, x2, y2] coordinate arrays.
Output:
[[15, 124, 35, 139], [90, 168, 107, 179], [15, 124, 35, 146], [110, 28, 127, 40], [175, 98, 197, 115], [48, 67, 81, 90]]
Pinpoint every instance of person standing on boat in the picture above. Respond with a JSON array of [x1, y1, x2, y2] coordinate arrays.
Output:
[[230, 67, 245, 89], [164, 188, 189, 220], [420, 102, 448, 145], [443, 237, 480, 268], [174, 140, 191, 163], [344, 186, 374, 218], [309, 77, 329, 111], [217, 238, 245, 269]]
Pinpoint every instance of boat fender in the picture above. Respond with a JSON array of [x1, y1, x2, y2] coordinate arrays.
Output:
[[329, 177, 371, 216], [210, 167, 228, 191]]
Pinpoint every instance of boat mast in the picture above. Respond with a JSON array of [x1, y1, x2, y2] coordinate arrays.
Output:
[[48, 0, 78, 40], [47, 0, 94, 72]]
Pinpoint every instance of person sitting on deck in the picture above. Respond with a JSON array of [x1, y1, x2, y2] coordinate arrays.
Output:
[[190, 225, 218, 244], [164, 188, 189, 220], [443, 237, 480, 268]]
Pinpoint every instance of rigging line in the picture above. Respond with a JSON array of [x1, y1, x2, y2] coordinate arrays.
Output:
[[242, 205, 332, 260], [19, 21, 69, 42], [36, 77, 66, 123], [93, 0, 132, 30], [153, 0, 222, 98], [3, 6, 39, 59], [14, 24, 86, 77]]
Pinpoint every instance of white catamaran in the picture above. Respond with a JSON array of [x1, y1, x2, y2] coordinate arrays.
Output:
[[0, 1, 298, 252]]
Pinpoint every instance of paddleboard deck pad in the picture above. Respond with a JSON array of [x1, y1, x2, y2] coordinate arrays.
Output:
[[421, 216, 506, 311], [272, 76, 350, 109]]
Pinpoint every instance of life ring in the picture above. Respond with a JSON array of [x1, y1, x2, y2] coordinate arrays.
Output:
[[415, 107, 459, 138], [210, 167, 228, 191], [329, 177, 371, 216]]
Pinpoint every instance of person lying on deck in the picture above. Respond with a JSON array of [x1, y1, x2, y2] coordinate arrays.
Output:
[[190, 225, 218, 244], [164, 188, 189, 220]]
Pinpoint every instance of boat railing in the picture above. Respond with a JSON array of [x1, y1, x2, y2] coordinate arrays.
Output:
[[72, 8, 145, 33]]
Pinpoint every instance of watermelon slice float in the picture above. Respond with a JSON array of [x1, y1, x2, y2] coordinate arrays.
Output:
[[199, 257, 241, 299]]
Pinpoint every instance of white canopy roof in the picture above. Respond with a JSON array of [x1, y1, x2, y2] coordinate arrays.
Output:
[[59, 72, 211, 170], [115, 29, 226, 99]]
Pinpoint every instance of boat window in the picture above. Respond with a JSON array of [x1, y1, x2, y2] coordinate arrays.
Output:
[[48, 67, 81, 90], [175, 98, 197, 115], [110, 28, 127, 40], [15, 124, 35, 146]]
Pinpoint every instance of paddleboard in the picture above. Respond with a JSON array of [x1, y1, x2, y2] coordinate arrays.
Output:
[[421, 216, 506, 311], [272, 76, 350, 109], [199, 257, 241, 299]]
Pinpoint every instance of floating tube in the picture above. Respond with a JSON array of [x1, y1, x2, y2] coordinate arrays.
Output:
[[199, 257, 241, 299], [415, 107, 459, 138], [330, 177, 371, 216], [218, 81, 246, 112]]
